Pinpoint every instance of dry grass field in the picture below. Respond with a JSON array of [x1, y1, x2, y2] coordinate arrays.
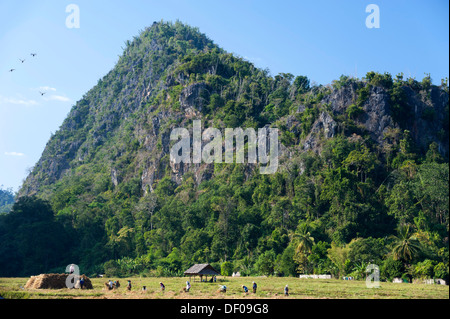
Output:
[[0, 276, 448, 299]]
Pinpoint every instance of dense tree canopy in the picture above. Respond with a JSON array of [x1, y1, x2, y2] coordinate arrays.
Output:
[[1, 22, 448, 283]]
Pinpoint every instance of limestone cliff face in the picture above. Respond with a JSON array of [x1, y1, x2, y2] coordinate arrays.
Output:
[[405, 86, 449, 154], [302, 111, 337, 152], [18, 22, 449, 199], [296, 83, 448, 156], [179, 82, 210, 116]]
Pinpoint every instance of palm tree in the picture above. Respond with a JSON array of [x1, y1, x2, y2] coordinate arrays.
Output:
[[292, 223, 315, 274], [390, 225, 422, 264], [293, 223, 315, 254]]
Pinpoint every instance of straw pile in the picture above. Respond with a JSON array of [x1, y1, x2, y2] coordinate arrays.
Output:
[[24, 273, 93, 289]]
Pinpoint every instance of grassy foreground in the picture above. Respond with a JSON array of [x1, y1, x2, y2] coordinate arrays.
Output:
[[0, 276, 448, 299]]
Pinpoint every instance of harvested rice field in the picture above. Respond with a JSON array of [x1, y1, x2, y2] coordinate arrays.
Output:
[[0, 276, 448, 299]]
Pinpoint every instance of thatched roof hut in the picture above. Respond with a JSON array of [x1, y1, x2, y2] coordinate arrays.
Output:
[[184, 264, 220, 282]]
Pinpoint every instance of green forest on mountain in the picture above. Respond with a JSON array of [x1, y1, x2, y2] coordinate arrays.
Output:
[[0, 21, 448, 283], [0, 188, 14, 214]]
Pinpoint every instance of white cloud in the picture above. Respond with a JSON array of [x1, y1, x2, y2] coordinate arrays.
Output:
[[46, 95, 71, 102], [5, 152, 25, 157], [30, 87, 71, 102], [0, 96, 38, 106], [0, 92, 71, 106], [39, 86, 57, 92]]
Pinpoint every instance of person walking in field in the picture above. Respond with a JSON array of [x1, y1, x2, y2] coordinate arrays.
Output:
[[160, 282, 165, 291], [126, 280, 132, 291], [186, 281, 191, 292], [252, 281, 257, 293], [284, 285, 289, 296]]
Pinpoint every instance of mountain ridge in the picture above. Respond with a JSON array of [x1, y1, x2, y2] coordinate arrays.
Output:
[[19, 21, 449, 197], [2, 20, 447, 278]]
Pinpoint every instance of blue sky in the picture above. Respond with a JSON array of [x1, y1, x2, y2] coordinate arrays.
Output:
[[0, 0, 448, 192]]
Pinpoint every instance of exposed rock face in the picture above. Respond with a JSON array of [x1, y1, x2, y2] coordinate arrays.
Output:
[[21, 81, 448, 198], [111, 168, 119, 187], [300, 83, 448, 156], [17, 22, 448, 199], [303, 111, 337, 152], [321, 82, 359, 113], [405, 86, 449, 154], [360, 86, 395, 145], [169, 161, 214, 186], [141, 165, 155, 194], [180, 82, 210, 115]]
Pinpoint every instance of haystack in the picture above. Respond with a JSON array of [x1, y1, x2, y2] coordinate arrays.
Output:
[[24, 273, 93, 289]]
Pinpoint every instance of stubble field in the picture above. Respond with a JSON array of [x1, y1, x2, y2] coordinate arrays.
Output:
[[0, 276, 448, 299]]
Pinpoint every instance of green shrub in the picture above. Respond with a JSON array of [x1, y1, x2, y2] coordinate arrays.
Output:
[[381, 257, 404, 281], [346, 104, 364, 119], [221, 261, 234, 276]]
